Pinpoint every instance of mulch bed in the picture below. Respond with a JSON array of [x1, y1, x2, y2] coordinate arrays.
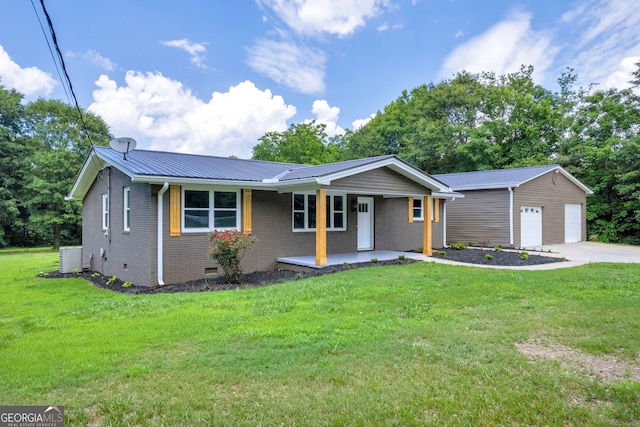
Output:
[[431, 247, 566, 266], [43, 248, 565, 294], [43, 258, 417, 294]]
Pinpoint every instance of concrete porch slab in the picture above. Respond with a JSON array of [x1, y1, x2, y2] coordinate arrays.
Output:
[[277, 250, 420, 269]]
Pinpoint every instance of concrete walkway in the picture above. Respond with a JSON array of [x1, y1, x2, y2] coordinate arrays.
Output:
[[278, 242, 640, 271], [420, 242, 640, 270]]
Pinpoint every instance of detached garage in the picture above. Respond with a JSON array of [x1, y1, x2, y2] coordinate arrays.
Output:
[[434, 165, 593, 248]]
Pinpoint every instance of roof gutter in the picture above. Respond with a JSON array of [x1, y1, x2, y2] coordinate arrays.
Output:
[[157, 182, 169, 286]]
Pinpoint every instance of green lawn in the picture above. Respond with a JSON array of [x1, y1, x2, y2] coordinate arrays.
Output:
[[1, 251, 639, 426]]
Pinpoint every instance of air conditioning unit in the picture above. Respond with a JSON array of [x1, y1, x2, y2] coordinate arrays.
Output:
[[60, 247, 82, 273]]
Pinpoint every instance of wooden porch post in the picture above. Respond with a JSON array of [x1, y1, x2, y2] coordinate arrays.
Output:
[[242, 189, 252, 234], [423, 195, 433, 255], [315, 189, 327, 265]]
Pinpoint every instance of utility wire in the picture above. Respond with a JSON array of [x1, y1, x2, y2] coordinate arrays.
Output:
[[30, 0, 71, 105], [36, 0, 93, 142]]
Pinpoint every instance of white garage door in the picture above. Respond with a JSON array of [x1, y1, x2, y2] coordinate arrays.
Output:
[[521, 206, 542, 247], [565, 203, 582, 243]]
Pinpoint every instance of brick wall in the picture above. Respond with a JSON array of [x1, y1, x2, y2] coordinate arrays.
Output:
[[82, 167, 155, 286]]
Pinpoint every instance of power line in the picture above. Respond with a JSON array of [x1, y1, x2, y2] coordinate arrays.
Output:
[[35, 0, 92, 141], [29, 0, 71, 105]]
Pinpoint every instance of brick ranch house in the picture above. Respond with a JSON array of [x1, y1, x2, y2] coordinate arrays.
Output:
[[67, 147, 459, 287]]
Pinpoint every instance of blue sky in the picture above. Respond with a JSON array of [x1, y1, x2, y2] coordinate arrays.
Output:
[[1, 0, 639, 158]]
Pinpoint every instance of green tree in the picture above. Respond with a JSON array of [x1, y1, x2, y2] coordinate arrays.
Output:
[[0, 85, 36, 247], [557, 85, 640, 244], [252, 121, 345, 164], [22, 99, 111, 249], [474, 66, 559, 169], [630, 59, 640, 88], [347, 91, 412, 159], [345, 67, 559, 174], [405, 71, 485, 173]]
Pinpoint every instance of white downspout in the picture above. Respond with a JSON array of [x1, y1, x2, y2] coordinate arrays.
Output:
[[157, 182, 169, 285], [443, 200, 447, 248], [508, 187, 514, 246]]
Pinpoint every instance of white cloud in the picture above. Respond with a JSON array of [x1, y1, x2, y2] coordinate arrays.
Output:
[[605, 56, 640, 89], [378, 22, 403, 32], [352, 113, 376, 130], [162, 39, 209, 69], [253, 1, 394, 93], [560, 0, 640, 90], [439, 12, 557, 82], [306, 100, 345, 136], [258, 0, 390, 37], [88, 71, 296, 158], [66, 49, 116, 71], [0, 44, 56, 97], [247, 39, 326, 94], [85, 50, 116, 71], [454, 29, 465, 38]]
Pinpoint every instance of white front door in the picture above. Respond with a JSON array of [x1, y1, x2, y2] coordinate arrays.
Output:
[[565, 203, 582, 243], [357, 197, 374, 250], [520, 206, 542, 247]]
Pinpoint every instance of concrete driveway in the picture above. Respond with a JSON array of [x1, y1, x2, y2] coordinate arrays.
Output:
[[423, 241, 640, 270], [538, 242, 640, 264]]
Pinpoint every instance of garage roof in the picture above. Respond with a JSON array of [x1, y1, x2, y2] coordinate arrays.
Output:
[[434, 165, 593, 194]]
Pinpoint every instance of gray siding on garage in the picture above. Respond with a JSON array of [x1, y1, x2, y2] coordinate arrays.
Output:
[[442, 171, 588, 248], [514, 171, 587, 246], [445, 189, 511, 246]]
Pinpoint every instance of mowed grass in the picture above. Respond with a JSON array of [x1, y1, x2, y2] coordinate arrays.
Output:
[[1, 251, 639, 426]]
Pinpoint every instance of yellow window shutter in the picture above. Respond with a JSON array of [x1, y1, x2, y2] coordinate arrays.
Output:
[[434, 198, 440, 223], [170, 185, 181, 236], [408, 197, 414, 223], [243, 189, 252, 234]]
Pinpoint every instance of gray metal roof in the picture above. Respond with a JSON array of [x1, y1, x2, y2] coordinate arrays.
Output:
[[95, 146, 305, 181], [279, 155, 396, 180], [68, 147, 456, 200], [434, 165, 561, 191], [95, 146, 402, 182]]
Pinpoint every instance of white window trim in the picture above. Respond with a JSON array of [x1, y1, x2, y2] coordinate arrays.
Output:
[[413, 197, 424, 221], [102, 193, 109, 230], [431, 198, 435, 222], [123, 187, 131, 231], [292, 192, 347, 232], [181, 186, 241, 233]]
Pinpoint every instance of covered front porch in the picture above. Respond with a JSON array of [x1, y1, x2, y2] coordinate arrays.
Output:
[[277, 250, 426, 271]]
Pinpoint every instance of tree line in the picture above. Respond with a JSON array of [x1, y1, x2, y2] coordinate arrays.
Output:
[[253, 65, 640, 245], [0, 86, 111, 249], [1, 63, 638, 248]]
